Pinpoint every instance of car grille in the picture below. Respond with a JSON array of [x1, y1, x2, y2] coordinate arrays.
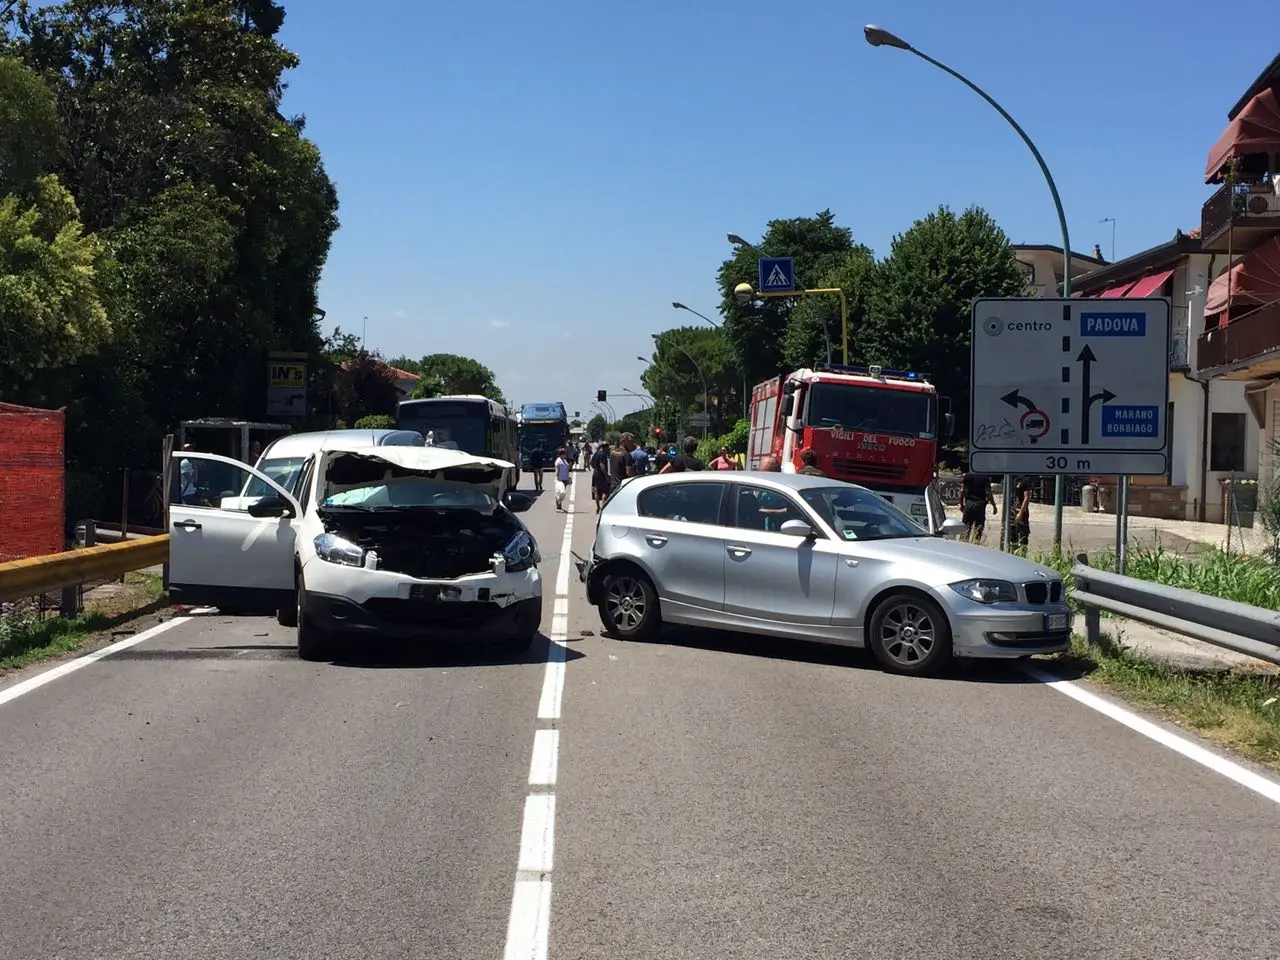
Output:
[[1023, 580, 1063, 604], [830, 458, 907, 481]]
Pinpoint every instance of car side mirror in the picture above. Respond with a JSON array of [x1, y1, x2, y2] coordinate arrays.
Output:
[[504, 491, 534, 513], [779, 519, 815, 539], [943, 412, 955, 439], [939, 518, 965, 539], [247, 495, 293, 518]]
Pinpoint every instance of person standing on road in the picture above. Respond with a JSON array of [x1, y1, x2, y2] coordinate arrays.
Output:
[[797, 449, 825, 476], [591, 441, 612, 512], [629, 441, 651, 476], [710, 446, 738, 470], [528, 444, 546, 492], [553, 446, 571, 511], [659, 436, 705, 473], [610, 433, 638, 490], [759, 455, 782, 472], [960, 469, 997, 543], [580, 442, 593, 472]]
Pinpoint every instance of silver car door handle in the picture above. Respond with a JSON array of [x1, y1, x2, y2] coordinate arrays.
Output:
[[174, 519, 202, 530], [845, 559, 858, 567], [645, 535, 668, 547], [726, 544, 751, 558]]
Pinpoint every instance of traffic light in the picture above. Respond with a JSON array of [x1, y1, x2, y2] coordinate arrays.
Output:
[[597, 389, 607, 402], [652, 425, 662, 437]]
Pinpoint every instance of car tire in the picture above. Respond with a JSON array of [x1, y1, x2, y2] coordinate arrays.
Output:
[[868, 591, 953, 676], [598, 568, 660, 641], [496, 599, 541, 655], [295, 580, 332, 662], [276, 584, 299, 628]]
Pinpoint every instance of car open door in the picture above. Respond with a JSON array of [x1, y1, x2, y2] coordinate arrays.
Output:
[[168, 451, 301, 612]]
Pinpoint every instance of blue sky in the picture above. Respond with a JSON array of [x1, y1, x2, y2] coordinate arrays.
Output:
[[278, 0, 1275, 423]]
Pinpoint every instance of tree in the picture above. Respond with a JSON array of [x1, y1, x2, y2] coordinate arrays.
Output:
[[410, 353, 506, 404], [0, 56, 61, 192], [639, 326, 738, 433], [716, 210, 855, 384], [781, 245, 879, 369], [585, 413, 607, 440], [862, 205, 1026, 433], [0, 174, 111, 391]]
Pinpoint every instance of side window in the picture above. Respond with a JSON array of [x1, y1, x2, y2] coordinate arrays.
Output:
[[636, 482, 726, 525], [171, 454, 274, 512], [732, 484, 807, 532]]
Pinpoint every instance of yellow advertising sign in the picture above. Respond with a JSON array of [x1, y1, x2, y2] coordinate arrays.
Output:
[[268, 362, 306, 390]]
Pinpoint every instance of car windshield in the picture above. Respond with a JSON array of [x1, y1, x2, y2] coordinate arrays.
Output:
[[799, 485, 927, 541], [243, 457, 305, 497], [322, 478, 495, 512], [806, 383, 936, 438]]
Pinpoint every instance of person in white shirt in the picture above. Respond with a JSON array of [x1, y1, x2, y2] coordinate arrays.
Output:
[[554, 447, 571, 511]]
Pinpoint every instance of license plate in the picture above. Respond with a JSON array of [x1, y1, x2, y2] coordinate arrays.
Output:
[[1044, 613, 1068, 631], [409, 584, 465, 602]]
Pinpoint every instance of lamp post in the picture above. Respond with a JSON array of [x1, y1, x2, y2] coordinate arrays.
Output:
[[673, 301, 749, 419], [650, 333, 710, 439], [864, 23, 1073, 553]]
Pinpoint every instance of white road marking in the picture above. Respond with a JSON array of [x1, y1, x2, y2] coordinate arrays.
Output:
[[504, 476, 576, 960], [0, 616, 192, 707], [1024, 664, 1280, 806], [528, 729, 559, 786]]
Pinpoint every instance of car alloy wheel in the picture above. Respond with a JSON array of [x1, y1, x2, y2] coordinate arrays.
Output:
[[870, 593, 952, 675], [600, 570, 659, 641]]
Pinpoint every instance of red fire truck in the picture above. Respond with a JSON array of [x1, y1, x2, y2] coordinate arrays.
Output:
[[747, 364, 959, 535]]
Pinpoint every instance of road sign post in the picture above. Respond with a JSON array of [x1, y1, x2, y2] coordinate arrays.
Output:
[[970, 297, 1171, 558], [757, 257, 796, 293]]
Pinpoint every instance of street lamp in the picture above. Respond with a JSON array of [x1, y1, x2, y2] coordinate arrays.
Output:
[[672, 301, 749, 420], [727, 233, 750, 247], [733, 281, 849, 366], [864, 22, 1074, 553], [651, 333, 710, 439]]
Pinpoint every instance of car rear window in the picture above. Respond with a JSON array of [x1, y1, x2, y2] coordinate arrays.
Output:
[[636, 482, 726, 525]]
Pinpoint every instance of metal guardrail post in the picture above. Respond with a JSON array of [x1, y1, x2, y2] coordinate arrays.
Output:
[[59, 520, 98, 618], [1075, 553, 1100, 646]]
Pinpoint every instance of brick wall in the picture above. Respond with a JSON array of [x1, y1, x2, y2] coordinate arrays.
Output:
[[0, 402, 66, 562]]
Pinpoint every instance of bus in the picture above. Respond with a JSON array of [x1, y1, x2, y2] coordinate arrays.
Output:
[[518, 402, 569, 470], [395, 395, 521, 491]]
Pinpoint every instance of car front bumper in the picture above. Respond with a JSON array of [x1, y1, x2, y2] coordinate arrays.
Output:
[[944, 600, 1073, 658], [300, 558, 542, 640]]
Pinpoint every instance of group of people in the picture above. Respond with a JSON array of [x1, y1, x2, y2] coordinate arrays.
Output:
[[959, 470, 1032, 550]]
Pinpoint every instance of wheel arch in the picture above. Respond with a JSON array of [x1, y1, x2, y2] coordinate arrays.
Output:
[[861, 584, 952, 649]]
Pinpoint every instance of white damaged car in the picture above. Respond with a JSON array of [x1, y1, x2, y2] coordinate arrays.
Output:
[[168, 445, 542, 660]]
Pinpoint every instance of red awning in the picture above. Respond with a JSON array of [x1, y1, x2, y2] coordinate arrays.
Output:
[[1125, 268, 1176, 299], [1205, 87, 1280, 183], [1204, 234, 1280, 316], [1097, 281, 1136, 298]]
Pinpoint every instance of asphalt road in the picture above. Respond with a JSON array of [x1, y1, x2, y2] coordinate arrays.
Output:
[[1, 470, 1277, 959]]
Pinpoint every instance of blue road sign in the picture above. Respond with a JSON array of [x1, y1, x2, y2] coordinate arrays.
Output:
[[1101, 404, 1159, 438], [758, 257, 796, 293]]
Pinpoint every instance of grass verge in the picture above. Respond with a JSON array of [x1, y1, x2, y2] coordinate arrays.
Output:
[[0, 571, 167, 673], [1054, 633, 1280, 772]]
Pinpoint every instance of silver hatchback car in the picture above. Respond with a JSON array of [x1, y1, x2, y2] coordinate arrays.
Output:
[[579, 472, 1071, 675]]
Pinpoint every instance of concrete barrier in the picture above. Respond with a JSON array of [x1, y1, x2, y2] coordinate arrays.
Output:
[[0, 536, 170, 603]]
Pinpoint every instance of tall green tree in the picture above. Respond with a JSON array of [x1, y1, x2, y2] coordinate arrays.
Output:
[[410, 353, 506, 404], [639, 326, 737, 433], [862, 205, 1026, 433], [716, 210, 855, 385]]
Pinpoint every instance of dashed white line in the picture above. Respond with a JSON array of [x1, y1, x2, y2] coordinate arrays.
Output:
[[528, 729, 559, 786], [1024, 664, 1280, 806], [503, 475, 576, 960], [0, 616, 192, 707]]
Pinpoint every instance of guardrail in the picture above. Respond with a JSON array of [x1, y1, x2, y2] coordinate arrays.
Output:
[[1072, 555, 1280, 666], [0, 536, 169, 608]]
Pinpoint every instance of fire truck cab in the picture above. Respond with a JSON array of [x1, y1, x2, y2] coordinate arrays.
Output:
[[748, 364, 959, 536]]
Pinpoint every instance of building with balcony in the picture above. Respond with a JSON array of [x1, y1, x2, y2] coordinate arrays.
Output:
[[1061, 230, 1251, 522], [1196, 52, 1280, 514]]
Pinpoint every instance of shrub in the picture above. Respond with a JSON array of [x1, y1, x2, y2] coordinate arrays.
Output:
[[354, 414, 396, 430]]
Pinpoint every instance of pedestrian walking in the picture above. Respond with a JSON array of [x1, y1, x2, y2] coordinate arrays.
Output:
[[960, 469, 998, 543], [554, 446, 572, 511], [591, 441, 612, 512], [1011, 477, 1031, 551]]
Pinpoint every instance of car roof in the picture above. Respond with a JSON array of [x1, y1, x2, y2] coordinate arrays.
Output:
[[259, 429, 423, 459], [620, 470, 860, 494]]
